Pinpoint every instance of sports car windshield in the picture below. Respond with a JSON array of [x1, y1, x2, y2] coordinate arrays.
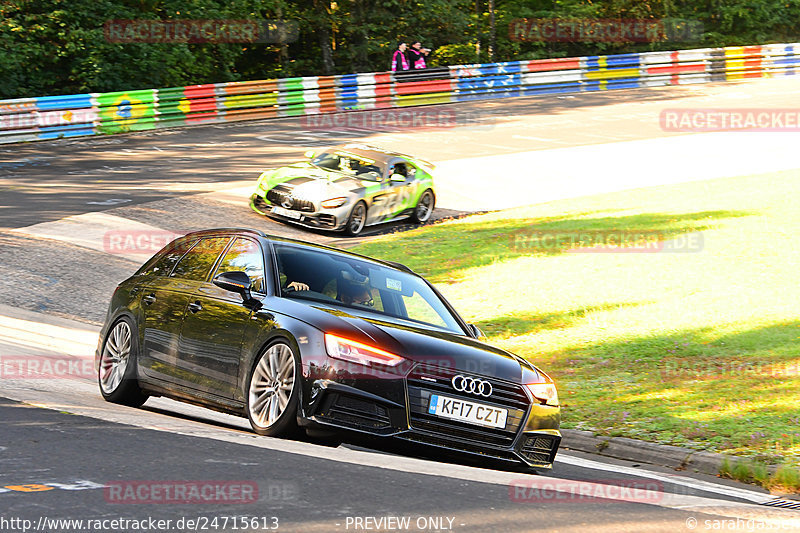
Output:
[[310, 152, 385, 181], [274, 244, 464, 334]]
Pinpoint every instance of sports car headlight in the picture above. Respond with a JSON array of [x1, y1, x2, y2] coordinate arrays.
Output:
[[324, 333, 404, 367], [321, 197, 347, 209], [255, 170, 276, 190], [525, 382, 559, 406]]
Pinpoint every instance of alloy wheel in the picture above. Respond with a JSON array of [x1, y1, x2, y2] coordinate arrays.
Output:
[[415, 191, 434, 222], [248, 343, 296, 428], [100, 320, 132, 394], [348, 203, 366, 235]]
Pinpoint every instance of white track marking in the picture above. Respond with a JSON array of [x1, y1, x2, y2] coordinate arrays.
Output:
[[0, 304, 98, 355], [10, 212, 180, 262], [556, 454, 774, 505], [433, 131, 800, 211]]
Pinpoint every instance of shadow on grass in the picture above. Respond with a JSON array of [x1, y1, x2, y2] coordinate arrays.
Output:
[[357, 209, 756, 282], [475, 301, 646, 338], [534, 320, 800, 460]]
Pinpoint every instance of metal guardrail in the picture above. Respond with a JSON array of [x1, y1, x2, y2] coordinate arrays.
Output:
[[1, 43, 798, 144]]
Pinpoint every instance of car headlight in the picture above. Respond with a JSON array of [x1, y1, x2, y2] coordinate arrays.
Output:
[[256, 171, 274, 190], [525, 382, 559, 406], [321, 197, 347, 209], [324, 333, 405, 367]]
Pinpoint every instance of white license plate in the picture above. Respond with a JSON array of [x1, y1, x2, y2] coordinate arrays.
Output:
[[272, 206, 302, 220], [427, 394, 507, 429]]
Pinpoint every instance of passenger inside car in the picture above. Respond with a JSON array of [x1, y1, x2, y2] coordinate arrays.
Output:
[[337, 281, 374, 307]]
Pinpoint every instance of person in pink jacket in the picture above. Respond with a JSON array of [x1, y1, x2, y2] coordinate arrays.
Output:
[[391, 42, 410, 72], [407, 41, 430, 70]]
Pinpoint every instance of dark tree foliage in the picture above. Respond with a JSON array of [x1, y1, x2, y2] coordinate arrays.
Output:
[[1, 0, 798, 98]]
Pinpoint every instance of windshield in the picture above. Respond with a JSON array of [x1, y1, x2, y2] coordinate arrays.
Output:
[[274, 244, 464, 334], [310, 152, 384, 181]]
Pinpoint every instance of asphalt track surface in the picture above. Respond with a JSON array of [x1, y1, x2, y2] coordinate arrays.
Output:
[[1, 77, 800, 532]]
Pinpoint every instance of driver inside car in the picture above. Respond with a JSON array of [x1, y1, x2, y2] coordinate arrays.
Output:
[[389, 163, 408, 179], [278, 270, 310, 292]]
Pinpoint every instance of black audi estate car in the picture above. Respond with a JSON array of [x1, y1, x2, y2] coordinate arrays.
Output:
[[96, 229, 561, 469]]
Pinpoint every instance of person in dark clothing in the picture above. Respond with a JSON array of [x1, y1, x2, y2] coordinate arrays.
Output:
[[407, 41, 430, 70], [391, 42, 410, 72]]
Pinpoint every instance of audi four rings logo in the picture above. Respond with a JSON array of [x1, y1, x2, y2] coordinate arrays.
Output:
[[451, 375, 492, 397]]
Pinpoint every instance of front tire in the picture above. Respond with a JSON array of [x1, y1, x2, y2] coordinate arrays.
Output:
[[98, 317, 148, 407], [412, 189, 435, 223], [345, 201, 367, 236], [246, 340, 301, 437]]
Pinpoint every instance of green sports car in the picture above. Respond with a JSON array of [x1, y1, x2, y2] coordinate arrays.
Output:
[[250, 144, 436, 236]]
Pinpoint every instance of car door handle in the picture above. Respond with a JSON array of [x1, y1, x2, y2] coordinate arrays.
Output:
[[188, 301, 203, 313], [143, 293, 156, 305]]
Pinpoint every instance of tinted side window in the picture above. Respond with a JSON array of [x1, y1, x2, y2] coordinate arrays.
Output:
[[214, 238, 266, 293], [138, 240, 195, 277], [170, 237, 230, 281]]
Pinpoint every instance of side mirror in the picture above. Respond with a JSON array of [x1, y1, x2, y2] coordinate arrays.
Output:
[[467, 323, 486, 340], [390, 173, 406, 183], [304, 150, 316, 159], [213, 271, 252, 302]]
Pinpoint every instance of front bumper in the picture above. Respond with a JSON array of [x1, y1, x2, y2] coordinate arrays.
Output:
[[250, 193, 347, 231], [302, 362, 561, 469]]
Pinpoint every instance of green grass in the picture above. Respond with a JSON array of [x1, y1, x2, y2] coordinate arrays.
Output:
[[721, 458, 800, 493], [354, 169, 800, 487]]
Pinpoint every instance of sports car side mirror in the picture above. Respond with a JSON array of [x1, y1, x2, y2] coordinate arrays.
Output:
[[467, 323, 486, 340], [304, 150, 316, 159], [213, 271, 252, 302], [390, 174, 406, 183]]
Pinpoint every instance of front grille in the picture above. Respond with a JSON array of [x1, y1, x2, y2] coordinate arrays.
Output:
[[409, 364, 530, 410], [519, 433, 560, 465], [317, 392, 392, 431], [266, 186, 315, 212], [405, 364, 530, 452], [252, 195, 270, 210]]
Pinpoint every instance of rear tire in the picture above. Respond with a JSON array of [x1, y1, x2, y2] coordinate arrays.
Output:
[[246, 340, 301, 437], [345, 201, 368, 236], [98, 317, 148, 408], [412, 189, 435, 223]]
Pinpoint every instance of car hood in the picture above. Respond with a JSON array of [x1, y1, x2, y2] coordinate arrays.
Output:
[[286, 300, 543, 383], [259, 163, 380, 197]]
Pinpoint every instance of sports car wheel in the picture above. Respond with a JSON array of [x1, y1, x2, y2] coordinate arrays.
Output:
[[412, 189, 435, 223], [345, 201, 367, 236], [99, 318, 148, 407], [246, 340, 301, 437]]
